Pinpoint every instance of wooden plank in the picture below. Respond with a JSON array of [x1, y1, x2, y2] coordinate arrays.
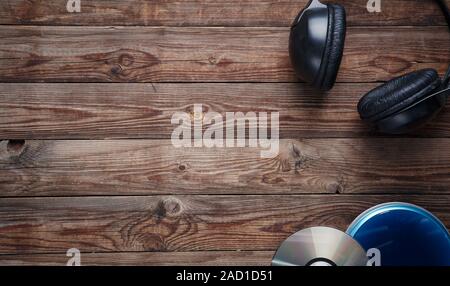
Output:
[[0, 26, 448, 83], [0, 251, 273, 266], [0, 195, 448, 254], [1, 0, 449, 26], [1, 139, 450, 196], [2, 83, 450, 139]]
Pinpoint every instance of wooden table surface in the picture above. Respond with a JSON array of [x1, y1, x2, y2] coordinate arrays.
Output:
[[0, 0, 450, 266]]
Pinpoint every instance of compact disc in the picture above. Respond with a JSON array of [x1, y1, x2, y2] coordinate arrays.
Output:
[[347, 202, 450, 266], [272, 226, 368, 266]]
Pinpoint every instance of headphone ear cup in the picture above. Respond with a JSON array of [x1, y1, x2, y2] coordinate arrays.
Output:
[[315, 4, 346, 91], [358, 69, 442, 124]]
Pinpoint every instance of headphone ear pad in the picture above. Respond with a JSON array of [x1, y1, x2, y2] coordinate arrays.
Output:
[[315, 4, 346, 91], [357, 69, 442, 124]]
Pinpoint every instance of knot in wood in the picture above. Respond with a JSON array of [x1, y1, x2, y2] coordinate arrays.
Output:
[[119, 54, 134, 67], [7, 140, 26, 154], [157, 197, 183, 218]]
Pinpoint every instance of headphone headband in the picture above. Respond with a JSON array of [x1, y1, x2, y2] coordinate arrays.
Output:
[[434, 0, 450, 30], [434, 0, 450, 87]]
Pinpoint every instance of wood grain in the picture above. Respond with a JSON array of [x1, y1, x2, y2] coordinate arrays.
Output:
[[0, 195, 448, 254], [0, 251, 273, 266], [1, 0, 449, 26], [1, 139, 450, 196], [0, 26, 448, 83], [2, 83, 450, 139], [1, 0, 450, 266]]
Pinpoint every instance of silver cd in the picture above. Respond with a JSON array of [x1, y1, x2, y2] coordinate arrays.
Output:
[[272, 227, 368, 266]]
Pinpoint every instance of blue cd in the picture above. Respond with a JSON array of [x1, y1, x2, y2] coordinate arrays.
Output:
[[347, 202, 450, 266]]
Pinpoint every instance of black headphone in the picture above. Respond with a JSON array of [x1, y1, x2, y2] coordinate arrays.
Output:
[[289, 0, 450, 134]]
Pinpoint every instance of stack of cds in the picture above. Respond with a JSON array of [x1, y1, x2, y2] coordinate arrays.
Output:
[[272, 203, 450, 266]]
